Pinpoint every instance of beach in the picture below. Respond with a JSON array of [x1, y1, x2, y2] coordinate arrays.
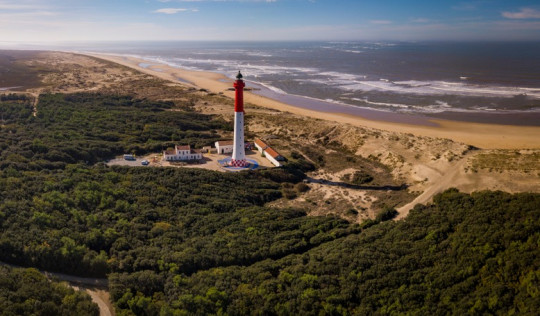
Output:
[[86, 53, 540, 150]]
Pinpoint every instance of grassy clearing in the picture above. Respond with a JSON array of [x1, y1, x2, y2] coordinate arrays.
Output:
[[471, 150, 540, 172]]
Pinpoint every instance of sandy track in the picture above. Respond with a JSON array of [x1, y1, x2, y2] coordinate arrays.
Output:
[[0, 261, 113, 316], [395, 152, 472, 219], [73, 287, 114, 316], [42, 271, 114, 316]]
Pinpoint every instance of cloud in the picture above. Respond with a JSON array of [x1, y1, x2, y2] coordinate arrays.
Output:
[[451, 1, 490, 11], [0, 4, 40, 10], [0, 0, 46, 10], [411, 18, 430, 23], [0, 1, 56, 23], [502, 8, 540, 19], [154, 8, 190, 14], [370, 20, 392, 25]]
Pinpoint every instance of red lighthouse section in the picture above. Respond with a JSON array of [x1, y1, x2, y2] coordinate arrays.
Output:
[[234, 71, 245, 112]]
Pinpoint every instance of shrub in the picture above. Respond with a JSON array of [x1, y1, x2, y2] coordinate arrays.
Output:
[[294, 182, 310, 193], [375, 206, 398, 222]]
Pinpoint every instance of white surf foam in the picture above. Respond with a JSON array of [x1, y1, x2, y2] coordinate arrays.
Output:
[[336, 78, 540, 99]]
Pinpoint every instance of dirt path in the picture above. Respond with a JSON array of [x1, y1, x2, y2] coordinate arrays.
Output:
[[71, 286, 114, 316], [87, 289, 114, 316], [43, 271, 114, 316], [395, 151, 473, 220], [3, 90, 41, 116], [0, 261, 114, 316], [31, 93, 39, 116]]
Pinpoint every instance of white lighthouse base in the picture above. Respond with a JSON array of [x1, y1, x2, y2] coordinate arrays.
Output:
[[232, 111, 246, 163], [229, 158, 248, 167]]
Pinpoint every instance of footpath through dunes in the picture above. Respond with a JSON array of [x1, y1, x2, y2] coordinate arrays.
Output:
[[87, 53, 540, 150], [395, 151, 472, 219]]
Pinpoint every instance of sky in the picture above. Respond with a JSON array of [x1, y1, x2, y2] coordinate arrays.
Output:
[[0, 0, 539, 42]]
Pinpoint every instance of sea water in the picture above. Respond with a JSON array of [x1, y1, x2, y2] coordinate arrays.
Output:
[[40, 41, 540, 125]]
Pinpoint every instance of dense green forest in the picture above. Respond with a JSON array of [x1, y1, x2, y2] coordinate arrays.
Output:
[[0, 93, 352, 275], [1, 93, 539, 315], [0, 265, 98, 315], [0, 93, 228, 170], [105, 190, 538, 315]]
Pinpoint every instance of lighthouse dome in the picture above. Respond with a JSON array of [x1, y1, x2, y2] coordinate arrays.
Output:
[[236, 71, 243, 80]]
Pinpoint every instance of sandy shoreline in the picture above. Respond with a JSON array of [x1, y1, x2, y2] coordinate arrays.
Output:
[[85, 53, 540, 150]]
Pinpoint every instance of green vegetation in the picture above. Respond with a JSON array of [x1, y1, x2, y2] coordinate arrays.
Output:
[[472, 150, 540, 172], [0, 51, 43, 89], [0, 93, 228, 170], [341, 170, 374, 185], [114, 190, 538, 315], [1, 92, 539, 315], [0, 265, 98, 315]]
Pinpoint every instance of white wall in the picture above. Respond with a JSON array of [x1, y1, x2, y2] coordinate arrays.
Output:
[[215, 142, 234, 154], [264, 151, 282, 167], [254, 142, 264, 154]]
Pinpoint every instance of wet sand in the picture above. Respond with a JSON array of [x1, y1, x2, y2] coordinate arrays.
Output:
[[84, 53, 540, 150]]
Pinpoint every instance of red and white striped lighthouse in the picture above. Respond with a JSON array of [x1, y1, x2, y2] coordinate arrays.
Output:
[[231, 71, 247, 167]]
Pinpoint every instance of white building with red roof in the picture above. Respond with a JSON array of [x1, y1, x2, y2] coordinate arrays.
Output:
[[254, 138, 285, 167], [163, 145, 203, 161], [215, 140, 234, 154]]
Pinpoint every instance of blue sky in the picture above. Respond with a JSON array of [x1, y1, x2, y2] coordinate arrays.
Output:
[[1, 0, 539, 42]]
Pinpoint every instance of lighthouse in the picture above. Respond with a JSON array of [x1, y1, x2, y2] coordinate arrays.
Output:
[[231, 71, 247, 167]]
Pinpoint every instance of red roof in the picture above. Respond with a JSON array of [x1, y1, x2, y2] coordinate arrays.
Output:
[[177, 145, 191, 150], [254, 138, 269, 149], [264, 146, 282, 159], [216, 140, 234, 146]]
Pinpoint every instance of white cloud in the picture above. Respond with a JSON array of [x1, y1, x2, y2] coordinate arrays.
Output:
[[0, 4, 41, 10], [0, 0, 47, 11], [502, 8, 540, 19], [411, 18, 430, 23], [154, 8, 189, 14]]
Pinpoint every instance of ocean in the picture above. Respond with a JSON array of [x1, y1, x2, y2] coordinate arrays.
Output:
[[26, 41, 540, 125]]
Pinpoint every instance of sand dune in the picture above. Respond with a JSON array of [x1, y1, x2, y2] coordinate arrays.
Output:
[[86, 53, 540, 150]]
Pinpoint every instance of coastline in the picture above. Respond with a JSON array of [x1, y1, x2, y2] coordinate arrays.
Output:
[[84, 53, 540, 150]]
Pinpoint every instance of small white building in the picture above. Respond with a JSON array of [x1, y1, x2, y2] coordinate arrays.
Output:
[[163, 145, 203, 161], [215, 140, 234, 154], [254, 138, 285, 167]]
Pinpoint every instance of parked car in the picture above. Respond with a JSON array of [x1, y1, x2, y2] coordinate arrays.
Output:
[[123, 154, 135, 161], [141, 160, 149, 166]]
